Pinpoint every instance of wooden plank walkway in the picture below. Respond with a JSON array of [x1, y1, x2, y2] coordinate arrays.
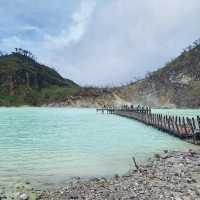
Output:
[[97, 106, 200, 145], [96, 108, 114, 114]]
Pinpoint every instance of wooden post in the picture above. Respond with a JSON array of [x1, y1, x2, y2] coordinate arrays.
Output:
[[146, 114, 148, 124], [163, 116, 166, 130], [169, 116, 175, 135], [175, 116, 180, 135], [158, 114, 160, 128], [149, 114, 152, 125], [160, 114, 162, 128], [167, 116, 170, 131], [187, 117, 195, 144], [178, 117, 181, 126], [160, 114, 163, 129], [165, 115, 168, 130], [197, 116, 200, 130], [182, 117, 188, 136], [156, 114, 159, 128], [178, 117, 182, 134], [160, 114, 162, 129], [172, 116, 176, 134], [165, 116, 168, 130], [150, 114, 152, 125], [147, 113, 149, 125], [192, 117, 196, 130], [152, 114, 154, 125]]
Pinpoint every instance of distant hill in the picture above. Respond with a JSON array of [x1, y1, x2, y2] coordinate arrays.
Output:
[[0, 50, 80, 106], [115, 39, 200, 108], [61, 39, 200, 108], [2, 39, 200, 108]]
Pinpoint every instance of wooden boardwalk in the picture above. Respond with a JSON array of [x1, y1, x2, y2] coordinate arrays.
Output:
[[96, 108, 114, 114], [97, 106, 200, 145]]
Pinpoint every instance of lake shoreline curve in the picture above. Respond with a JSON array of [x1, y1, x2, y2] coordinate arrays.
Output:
[[7, 149, 200, 200]]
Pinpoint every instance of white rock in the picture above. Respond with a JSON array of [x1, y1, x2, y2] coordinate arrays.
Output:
[[19, 193, 29, 200]]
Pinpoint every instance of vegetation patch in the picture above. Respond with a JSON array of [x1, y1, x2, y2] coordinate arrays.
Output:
[[0, 49, 80, 106]]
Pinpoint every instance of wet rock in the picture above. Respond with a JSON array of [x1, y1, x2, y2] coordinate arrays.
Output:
[[19, 193, 29, 200], [164, 150, 169, 154], [154, 153, 161, 160], [114, 174, 120, 180], [0, 192, 7, 199]]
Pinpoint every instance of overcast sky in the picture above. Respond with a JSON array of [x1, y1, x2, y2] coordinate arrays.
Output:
[[0, 0, 200, 86]]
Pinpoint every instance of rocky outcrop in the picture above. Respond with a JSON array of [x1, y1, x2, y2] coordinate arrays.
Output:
[[48, 90, 130, 108], [57, 41, 200, 108]]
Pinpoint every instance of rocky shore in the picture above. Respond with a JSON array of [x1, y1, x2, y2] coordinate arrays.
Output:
[[3, 149, 200, 200]]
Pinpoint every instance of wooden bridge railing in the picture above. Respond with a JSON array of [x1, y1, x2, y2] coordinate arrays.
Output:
[[97, 106, 200, 144]]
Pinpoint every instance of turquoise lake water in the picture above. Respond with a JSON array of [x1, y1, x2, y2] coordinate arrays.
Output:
[[0, 108, 198, 190], [153, 108, 200, 117]]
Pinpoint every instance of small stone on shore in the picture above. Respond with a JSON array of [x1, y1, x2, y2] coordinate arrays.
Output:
[[36, 150, 200, 200], [3, 150, 200, 200], [19, 193, 29, 200]]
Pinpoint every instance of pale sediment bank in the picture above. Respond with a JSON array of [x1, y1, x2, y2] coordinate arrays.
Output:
[[6, 149, 200, 200]]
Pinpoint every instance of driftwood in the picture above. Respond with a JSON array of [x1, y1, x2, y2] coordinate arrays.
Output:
[[132, 157, 139, 170]]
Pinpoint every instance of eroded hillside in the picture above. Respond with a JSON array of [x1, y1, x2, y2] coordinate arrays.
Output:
[[60, 40, 200, 108]]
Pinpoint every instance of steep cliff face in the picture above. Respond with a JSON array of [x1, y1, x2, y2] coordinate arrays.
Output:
[[118, 42, 200, 108], [62, 41, 200, 108], [0, 53, 79, 106]]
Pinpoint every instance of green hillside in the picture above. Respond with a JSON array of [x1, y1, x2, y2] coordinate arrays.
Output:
[[0, 50, 80, 106]]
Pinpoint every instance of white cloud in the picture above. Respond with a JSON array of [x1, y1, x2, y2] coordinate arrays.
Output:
[[58, 0, 200, 85], [43, 0, 96, 49], [1, 0, 200, 86], [19, 25, 41, 33]]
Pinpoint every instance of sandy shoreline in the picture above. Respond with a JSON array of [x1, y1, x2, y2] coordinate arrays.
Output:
[[3, 149, 200, 200]]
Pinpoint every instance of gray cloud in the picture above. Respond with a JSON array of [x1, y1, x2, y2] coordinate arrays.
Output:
[[0, 0, 200, 86]]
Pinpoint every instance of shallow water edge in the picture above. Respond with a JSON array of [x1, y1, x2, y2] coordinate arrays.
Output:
[[0, 107, 199, 198], [3, 149, 200, 200]]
